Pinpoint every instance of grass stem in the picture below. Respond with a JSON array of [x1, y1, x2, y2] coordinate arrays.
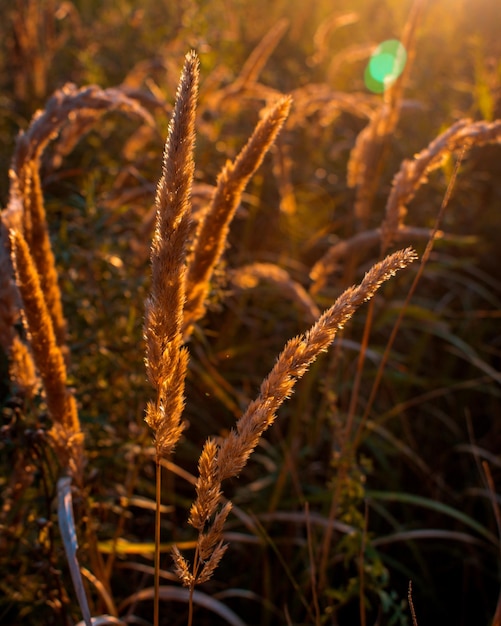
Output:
[[154, 456, 161, 626]]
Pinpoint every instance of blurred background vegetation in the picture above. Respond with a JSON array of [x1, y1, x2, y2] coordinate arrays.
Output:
[[0, 0, 500, 624]]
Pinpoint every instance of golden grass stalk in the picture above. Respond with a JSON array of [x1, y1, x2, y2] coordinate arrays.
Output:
[[380, 118, 501, 253], [174, 247, 417, 594], [143, 50, 199, 626], [10, 229, 83, 480], [183, 95, 292, 337], [143, 50, 199, 456], [272, 136, 297, 215], [217, 247, 417, 479]]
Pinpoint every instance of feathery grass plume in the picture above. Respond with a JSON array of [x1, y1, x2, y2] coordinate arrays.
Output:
[[172, 440, 233, 589], [10, 229, 83, 480], [380, 118, 501, 253], [216, 247, 417, 479], [183, 95, 292, 337], [326, 43, 376, 84], [176, 247, 417, 588], [143, 51, 199, 626], [347, 0, 427, 227], [230, 262, 320, 323], [143, 50, 199, 456]]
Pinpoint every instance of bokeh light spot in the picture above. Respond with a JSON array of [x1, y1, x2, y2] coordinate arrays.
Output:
[[364, 39, 407, 93]]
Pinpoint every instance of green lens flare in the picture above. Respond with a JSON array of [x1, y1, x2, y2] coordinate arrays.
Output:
[[364, 39, 407, 93]]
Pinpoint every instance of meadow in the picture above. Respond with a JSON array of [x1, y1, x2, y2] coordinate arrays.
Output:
[[1, 0, 501, 625]]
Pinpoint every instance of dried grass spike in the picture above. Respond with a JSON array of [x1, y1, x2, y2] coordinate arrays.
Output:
[[217, 247, 417, 480], [144, 50, 199, 457], [189, 438, 222, 531], [196, 542, 229, 585], [234, 19, 289, 90], [172, 546, 195, 587], [10, 229, 83, 477], [184, 95, 292, 336], [381, 118, 501, 252], [198, 502, 232, 561]]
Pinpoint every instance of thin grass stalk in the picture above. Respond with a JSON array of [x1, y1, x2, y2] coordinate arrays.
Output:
[[304, 502, 321, 626], [408, 581, 418, 626], [482, 461, 501, 626], [317, 299, 376, 591], [345, 297, 374, 439], [318, 467, 343, 592], [358, 502, 369, 626], [154, 458, 161, 626]]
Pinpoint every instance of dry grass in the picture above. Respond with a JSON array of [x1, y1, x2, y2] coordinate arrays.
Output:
[[9, 229, 83, 481], [0, 2, 500, 624]]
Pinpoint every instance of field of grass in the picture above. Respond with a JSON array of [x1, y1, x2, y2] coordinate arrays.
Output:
[[1, 1, 501, 625]]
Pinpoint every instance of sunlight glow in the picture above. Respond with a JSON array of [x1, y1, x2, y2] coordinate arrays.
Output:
[[364, 39, 407, 93]]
